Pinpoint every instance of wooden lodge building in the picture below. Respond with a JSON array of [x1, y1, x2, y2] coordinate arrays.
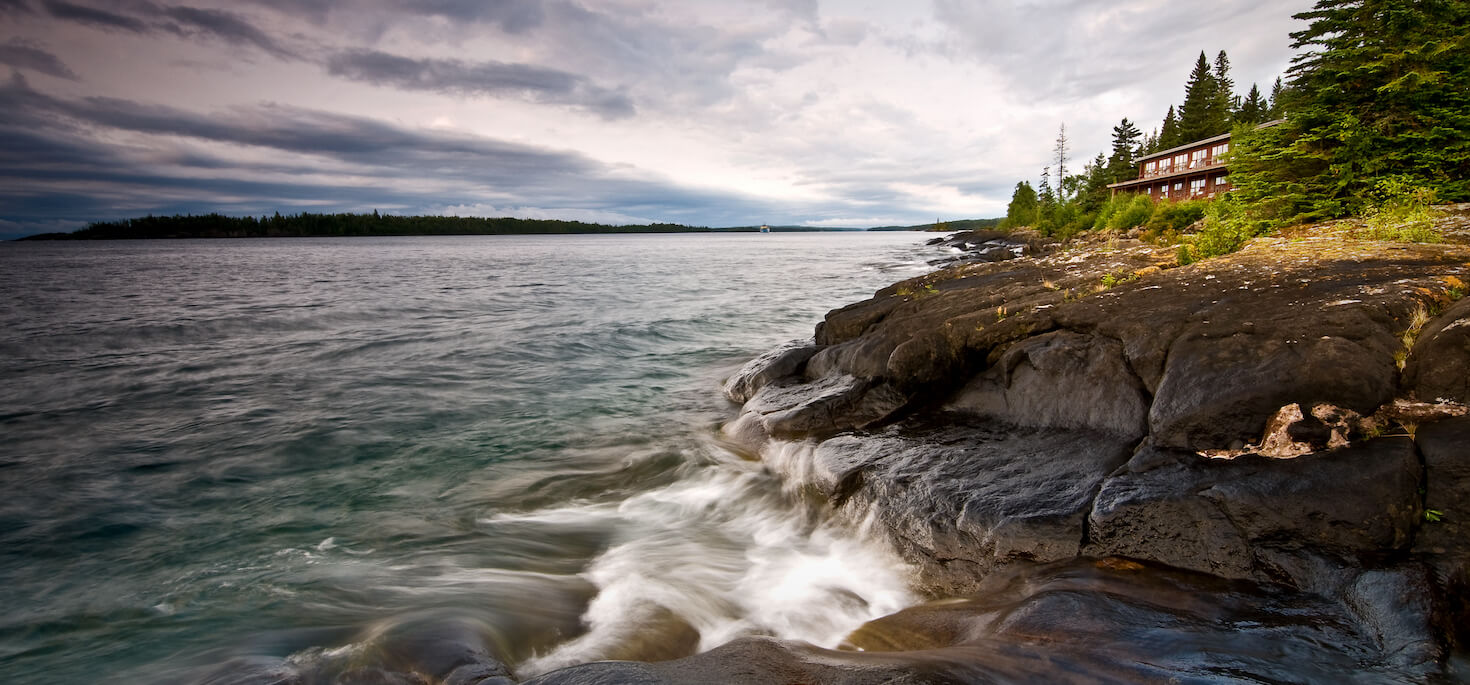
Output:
[[1107, 132, 1234, 202]]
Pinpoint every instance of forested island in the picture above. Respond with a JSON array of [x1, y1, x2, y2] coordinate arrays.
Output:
[[20, 213, 709, 240], [16, 212, 989, 240]]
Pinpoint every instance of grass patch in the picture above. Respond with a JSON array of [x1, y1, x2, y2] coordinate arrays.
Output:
[[1357, 178, 1443, 243]]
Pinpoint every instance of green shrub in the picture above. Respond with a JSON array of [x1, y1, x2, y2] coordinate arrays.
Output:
[[1178, 198, 1266, 263], [1106, 194, 1154, 231], [1092, 196, 1120, 231], [1358, 177, 1442, 243], [1145, 199, 1208, 233]]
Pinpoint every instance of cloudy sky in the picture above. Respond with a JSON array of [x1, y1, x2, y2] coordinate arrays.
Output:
[[0, 0, 1314, 238]]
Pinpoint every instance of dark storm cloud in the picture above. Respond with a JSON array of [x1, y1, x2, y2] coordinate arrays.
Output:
[[159, 5, 297, 59], [0, 40, 78, 79], [41, 0, 150, 32], [325, 49, 634, 119], [0, 74, 782, 238], [0, 0, 35, 15], [391, 0, 544, 33]]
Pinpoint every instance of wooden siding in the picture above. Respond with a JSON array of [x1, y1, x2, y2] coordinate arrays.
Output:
[[1107, 133, 1232, 201]]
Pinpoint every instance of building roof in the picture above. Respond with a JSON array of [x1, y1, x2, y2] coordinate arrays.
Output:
[[1134, 119, 1285, 164], [1135, 131, 1232, 164]]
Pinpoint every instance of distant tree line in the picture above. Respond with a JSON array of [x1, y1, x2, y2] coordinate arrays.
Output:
[[998, 0, 1468, 245], [22, 212, 716, 240]]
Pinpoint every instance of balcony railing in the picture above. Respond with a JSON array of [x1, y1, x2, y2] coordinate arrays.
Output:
[[1139, 156, 1225, 178]]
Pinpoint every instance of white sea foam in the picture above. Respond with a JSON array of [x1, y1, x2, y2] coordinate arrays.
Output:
[[515, 447, 915, 675]]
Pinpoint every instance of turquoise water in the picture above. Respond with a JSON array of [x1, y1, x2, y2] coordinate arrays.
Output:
[[0, 233, 939, 683]]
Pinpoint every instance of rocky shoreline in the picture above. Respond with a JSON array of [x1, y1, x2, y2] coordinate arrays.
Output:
[[205, 219, 1470, 684], [529, 215, 1470, 683]]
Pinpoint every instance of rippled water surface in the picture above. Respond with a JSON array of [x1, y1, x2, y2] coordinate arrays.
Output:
[[0, 233, 940, 683]]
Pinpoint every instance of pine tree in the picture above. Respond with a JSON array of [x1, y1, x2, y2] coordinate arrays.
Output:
[[1038, 166, 1056, 207], [1052, 124, 1070, 203], [1107, 117, 1143, 182], [1178, 51, 1229, 142], [1213, 50, 1236, 125], [1230, 0, 1470, 220], [1003, 181, 1039, 228], [1236, 83, 1267, 125], [1267, 76, 1285, 119], [1158, 105, 1181, 150], [1078, 152, 1111, 212]]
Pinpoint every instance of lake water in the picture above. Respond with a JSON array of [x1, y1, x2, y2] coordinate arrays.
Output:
[[0, 232, 940, 683]]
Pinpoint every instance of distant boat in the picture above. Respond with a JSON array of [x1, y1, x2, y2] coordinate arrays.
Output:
[[760, 224, 770, 233]]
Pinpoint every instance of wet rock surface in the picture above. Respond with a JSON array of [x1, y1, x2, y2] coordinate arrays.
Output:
[[526, 559, 1439, 684], [704, 229, 1470, 682], [255, 229, 1470, 683], [803, 420, 1136, 595]]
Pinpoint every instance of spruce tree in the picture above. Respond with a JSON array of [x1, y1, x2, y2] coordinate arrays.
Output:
[[1158, 105, 1181, 150], [1052, 124, 1070, 203], [1003, 181, 1039, 228], [1266, 76, 1285, 119], [1236, 83, 1267, 125], [1078, 152, 1111, 212], [1213, 50, 1237, 125], [1178, 51, 1229, 142], [1107, 118, 1143, 182], [1231, 0, 1470, 220]]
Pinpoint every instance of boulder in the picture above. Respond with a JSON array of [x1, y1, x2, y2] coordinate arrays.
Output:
[[737, 373, 911, 439], [810, 420, 1135, 595], [1086, 437, 1421, 585], [721, 340, 820, 403], [1405, 296, 1470, 404], [944, 330, 1149, 438], [1412, 416, 1470, 649]]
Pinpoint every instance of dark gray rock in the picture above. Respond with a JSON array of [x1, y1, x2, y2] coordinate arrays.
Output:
[[1342, 565, 1443, 670], [1087, 437, 1421, 585], [742, 375, 909, 439], [722, 339, 820, 403], [371, 615, 512, 683], [846, 559, 1436, 683], [521, 662, 670, 685], [1405, 296, 1470, 403], [812, 420, 1135, 595], [1412, 416, 1470, 650], [945, 330, 1150, 438], [1147, 328, 1397, 450]]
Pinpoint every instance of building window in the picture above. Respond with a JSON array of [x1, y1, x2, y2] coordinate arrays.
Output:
[[1173, 182, 1183, 191], [1159, 184, 1169, 198], [1145, 161, 1157, 175], [1191, 149, 1206, 168], [1190, 178, 1206, 195], [1159, 159, 1171, 172], [1215, 175, 1228, 185]]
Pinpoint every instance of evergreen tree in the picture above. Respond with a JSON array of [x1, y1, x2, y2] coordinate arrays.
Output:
[[1178, 51, 1229, 142], [1230, 0, 1470, 220], [1158, 105, 1181, 150], [1267, 76, 1285, 119], [1213, 50, 1237, 124], [1142, 128, 1160, 155], [1107, 118, 1143, 182], [1236, 83, 1267, 125], [1052, 124, 1070, 203], [1003, 181, 1039, 228], [1078, 152, 1111, 212]]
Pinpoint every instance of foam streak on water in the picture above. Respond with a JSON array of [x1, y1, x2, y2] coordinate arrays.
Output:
[[509, 446, 915, 676], [0, 233, 938, 683]]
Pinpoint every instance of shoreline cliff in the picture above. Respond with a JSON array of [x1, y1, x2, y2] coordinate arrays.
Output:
[[523, 208, 1470, 683]]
